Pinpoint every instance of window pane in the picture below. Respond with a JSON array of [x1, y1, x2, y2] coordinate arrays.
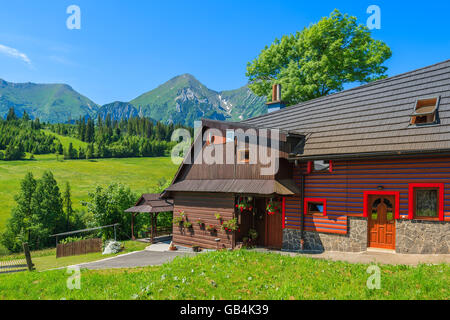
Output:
[[313, 160, 330, 172], [308, 202, 324, 214], [382, 198, 394, 221], [415, 189, 438, 217]]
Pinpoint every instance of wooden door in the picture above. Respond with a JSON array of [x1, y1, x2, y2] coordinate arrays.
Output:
[[265, 201, 283, 249], [368, 195, 396, 249]]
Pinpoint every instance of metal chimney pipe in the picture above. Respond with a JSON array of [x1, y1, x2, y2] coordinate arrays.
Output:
[[276, 84, 282, 101], [272, 84, 281, 102]]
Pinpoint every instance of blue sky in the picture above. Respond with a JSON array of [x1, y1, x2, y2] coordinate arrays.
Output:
[[0, 0, 449, 105]]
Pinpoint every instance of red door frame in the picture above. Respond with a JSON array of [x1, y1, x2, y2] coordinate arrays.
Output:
[[363, 191, 399, 250], [363, 191, 400, 219]]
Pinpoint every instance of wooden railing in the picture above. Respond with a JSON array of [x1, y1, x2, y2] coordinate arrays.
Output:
[[0, 243, 35, 273], [144, 226, 172, 239], [56, 238, 102, 258]]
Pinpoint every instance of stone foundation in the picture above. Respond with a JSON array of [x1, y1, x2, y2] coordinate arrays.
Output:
[[282, 217, 367, 253], [396, 219, 449, 254]]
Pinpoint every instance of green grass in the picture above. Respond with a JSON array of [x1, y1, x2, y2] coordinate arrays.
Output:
[[0, 240, 148, 271], [41, 129, 89, 150], [0, 157, 178, 230], [0, 250, 448, 300]]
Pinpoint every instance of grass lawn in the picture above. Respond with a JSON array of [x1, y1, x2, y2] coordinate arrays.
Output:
[[0, 250, 448, 300], [0, 157, 178, 230], [0, 240, 148, 271], [42, 129, 89, 150]]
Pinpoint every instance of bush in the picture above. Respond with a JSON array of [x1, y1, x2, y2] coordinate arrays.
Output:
[[0, 243, 10, 256]]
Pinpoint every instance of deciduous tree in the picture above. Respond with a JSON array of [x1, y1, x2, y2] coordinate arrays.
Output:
[[246, 9, 392, 106]]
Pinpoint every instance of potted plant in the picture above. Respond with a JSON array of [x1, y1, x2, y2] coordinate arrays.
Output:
[[221, 218, 239, 233], [266, 198, 281, 215], [173, 216, 183, 226], [184, 221, 193, 229], [206, 224, 217, 233], [169, 242, 177, 251], [197, 219, 205, 229]]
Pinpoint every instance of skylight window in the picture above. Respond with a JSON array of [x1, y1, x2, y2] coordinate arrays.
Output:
[[410, 97, 440, 126]]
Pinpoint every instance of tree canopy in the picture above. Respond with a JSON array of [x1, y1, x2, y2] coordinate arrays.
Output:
[[246, 9, 392, 106]]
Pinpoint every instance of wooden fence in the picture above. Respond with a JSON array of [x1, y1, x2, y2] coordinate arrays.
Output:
[[0, 259, 28, 274], [0, 243, 35, 274], [56, 238, 102, 258]]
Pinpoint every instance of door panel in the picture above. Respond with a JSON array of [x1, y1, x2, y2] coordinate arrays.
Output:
[[265, 199, 283, 249], [368, 195, 396, 249]]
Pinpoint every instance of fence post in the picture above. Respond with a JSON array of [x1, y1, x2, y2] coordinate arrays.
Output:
[[22, 243, 35, 271]]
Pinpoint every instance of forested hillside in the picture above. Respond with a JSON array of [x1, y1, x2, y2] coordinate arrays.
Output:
[[0, 108, 192, 161]]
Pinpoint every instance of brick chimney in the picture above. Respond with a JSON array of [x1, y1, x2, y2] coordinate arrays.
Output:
[[266, 84, 286, 113]]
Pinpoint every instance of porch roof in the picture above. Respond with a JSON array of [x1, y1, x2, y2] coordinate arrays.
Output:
[[164, 179, 300, 196], [124, 193, 174, 213]]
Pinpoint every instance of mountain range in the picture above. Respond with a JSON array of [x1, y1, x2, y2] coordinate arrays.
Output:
[[0, 74, 268, 126]]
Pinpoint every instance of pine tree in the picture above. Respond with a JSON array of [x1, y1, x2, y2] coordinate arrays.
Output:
[[6, 108, 17, 121], [63, 182, 73, 231]]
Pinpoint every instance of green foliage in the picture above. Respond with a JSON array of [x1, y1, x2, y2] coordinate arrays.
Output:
[[221, 218, 238, 232], [0, 117, 54, 160], [82, 183, 139, 240], [59, 236, 86, 245], [63, 182, 73, 231], [246, 9, 392, 106], [0, 171, 67, 252], [0, 157, 178, 230], [46, 115, 185, 160]]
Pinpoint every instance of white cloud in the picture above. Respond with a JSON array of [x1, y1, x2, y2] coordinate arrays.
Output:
[[0, 44, 31, 65]]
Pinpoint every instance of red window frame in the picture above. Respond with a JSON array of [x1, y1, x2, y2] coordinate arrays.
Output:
[[307, 161, 333, 174], [304, 198, 327, 217], [363, 191, 400, 219], [408, 183, 444, 221]]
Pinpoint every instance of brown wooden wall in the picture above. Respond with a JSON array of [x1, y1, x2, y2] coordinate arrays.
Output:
[[285, 156, 450, 230], [178, 126, 291, 182], [172, 192, 235, 249]]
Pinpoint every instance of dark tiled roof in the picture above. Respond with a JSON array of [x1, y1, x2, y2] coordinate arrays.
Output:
[[243, 60, 450, 158], [125, 194, 174, 213]]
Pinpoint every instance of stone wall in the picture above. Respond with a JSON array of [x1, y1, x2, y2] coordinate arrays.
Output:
[[396, 219, 449, 254], [282, 217, 367, 253]]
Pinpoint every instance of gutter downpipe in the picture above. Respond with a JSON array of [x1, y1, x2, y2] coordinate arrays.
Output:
[[300, 174, 305, 251]]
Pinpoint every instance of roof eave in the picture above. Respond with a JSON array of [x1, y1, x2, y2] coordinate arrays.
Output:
[[287, 148, 450, 162]]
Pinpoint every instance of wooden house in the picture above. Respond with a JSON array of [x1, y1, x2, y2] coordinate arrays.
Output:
[[164, 60, 450, 254]]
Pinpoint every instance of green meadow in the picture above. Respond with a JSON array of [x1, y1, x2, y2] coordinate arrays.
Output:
[[42, 129, 89, 150], [0, 250, 448, 300], [0, 156, 179, 230]]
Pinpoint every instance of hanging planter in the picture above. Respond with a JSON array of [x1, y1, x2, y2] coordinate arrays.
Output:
[[266, 198, 281, 215], [235, 197, 253, 213]]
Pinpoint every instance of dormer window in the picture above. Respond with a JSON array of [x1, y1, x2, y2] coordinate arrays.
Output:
[[410, 97, 440, 126], [307, 160, 333, 173], [238, 149, 250, 163]]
